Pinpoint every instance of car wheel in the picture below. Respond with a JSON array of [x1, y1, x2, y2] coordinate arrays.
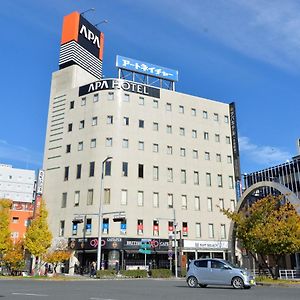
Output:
[[232, 276, 244, 289], [199, 284, 207, 288], [187, 276, 198, 288]]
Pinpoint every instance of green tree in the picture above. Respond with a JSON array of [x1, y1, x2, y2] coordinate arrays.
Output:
[[24, 199, 52, 274], [0, 199, 13, 265], [221, 195, 300, 278]]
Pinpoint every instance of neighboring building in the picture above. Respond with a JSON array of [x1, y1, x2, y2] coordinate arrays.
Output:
[[0, 164, 35, 242], [43, 12, 240, 273]]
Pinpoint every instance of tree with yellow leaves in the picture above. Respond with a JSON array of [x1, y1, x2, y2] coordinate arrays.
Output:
[[221, 194, 300, 279], [3, 241, 25, 275], [24, 199, 52, 274]]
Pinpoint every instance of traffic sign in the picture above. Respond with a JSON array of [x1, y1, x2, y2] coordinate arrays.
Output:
[[139, 248, 152, 255]]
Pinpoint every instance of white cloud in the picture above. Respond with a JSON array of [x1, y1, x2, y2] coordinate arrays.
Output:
[[239, 136, 292, 166], [0, 139, 43, 168]]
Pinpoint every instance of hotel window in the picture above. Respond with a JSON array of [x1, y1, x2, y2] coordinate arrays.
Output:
[[106, 137, 112, 147], [192, 130, 197, 138], [219, 198, 224, 210], [89, 162, 95, 177], [107, 115, 113, 124], [166, 102, 172, 111], [122, 139, 129, 148], [195, 223, 201, 238], [122, 162, 128, 177], [61, 192, 67, 208], [68, 123, 73, 132], [59, 220, 65, 237], [153, 99, 158, 108], [123, 93, 130, 102], [92, 116, 98, 126], [120, 219, 127, 235], [224, 115, 229, 123], [181, 169, 186, 183], [179, 105, 184, 114], [226, 136, 231, 144], [194, 171, 199, 185], [108, 91, 114, 100], [138, 164, 144, 178], [216, 153, 221, 162], [208, 223, 214, 238], [168, 193, 173, 208], [183, 222, 188, 237], [167, 145, 173, 155], [74, 191, 80, 206], [104, 188, 111, 204], [194, 196, 200, 211], [215, 134, 220, 142], [153, 220, 159, 236], [72, 222, 78, 236], [191, 108, 196, 116], [153, 166, 159, 181], [103, 218, 109, 234], [123, 117, 129, 126], [12, 217, 19, 224], [76, 164, 82, 179], [203, 110, 208, 119], [230, 199, 236, 210], [78, 141, 83, 151], [204, 132, 209, 140], [179, 127, 185, 136], [153, 192, 159, 208], [139, 119, 144, 128], [79, 120, 85, 129], [90, 138, 96, 148], [193, 150, 198, 159], [205, 152, 210, 160], [166, 125, 172, 134], [138, 141, 144, 150], [167, 168, 173, 182], [181, 195, 187, 210], [81, 97, 86, 106], [207, 197, 213, 211], [121, 189, 128, 205], [105, 161, 111, 176], [153, 122, 159, 131], [137, 219, 143, 235], [206, 173, 211, 186], [180, 148, 186, 157], [87, 189, 94, 205], [86, 219, 92, 235], [138, 96, 144, 105], [213, 113, 219, 121], [217, 174, 223, 187], [64, 166, 69, 181], [229, 176, 234, 189], [153, 143, 159, 153], [93, 93, 99, 102], [227, 155, 232, 164], [70, 101, 74, 109], [137, 191, 144, 206], [221, 224, 226, 239], [66, 144, 71, 153]]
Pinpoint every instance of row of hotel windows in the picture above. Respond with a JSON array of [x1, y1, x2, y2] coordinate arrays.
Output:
[[67, 117, 232, 143], [61, 189, 236, 211], [65, 139, 233, 163], [59, 218, 227, 240], [63, 163, 235, 188], [70, 92, 230, 123]]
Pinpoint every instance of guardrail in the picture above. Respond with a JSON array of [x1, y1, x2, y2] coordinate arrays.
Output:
[[279, 269, 300, 280]]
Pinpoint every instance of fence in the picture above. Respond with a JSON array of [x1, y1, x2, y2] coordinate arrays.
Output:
[[279, 269, 300, 280]]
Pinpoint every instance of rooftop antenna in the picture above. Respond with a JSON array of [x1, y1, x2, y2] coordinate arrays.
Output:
[[95, 20, 109, 28], [80, 8, 95, 17]]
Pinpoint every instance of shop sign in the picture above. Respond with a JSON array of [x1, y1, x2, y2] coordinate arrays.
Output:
[[184, 240, 229, 250]]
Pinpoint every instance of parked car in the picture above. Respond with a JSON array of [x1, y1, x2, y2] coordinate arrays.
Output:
[[186, 258, 255, 289]]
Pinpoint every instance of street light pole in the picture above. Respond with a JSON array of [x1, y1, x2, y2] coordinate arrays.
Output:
[[97, 156, 113, 271], [173, 209, 178, 278]]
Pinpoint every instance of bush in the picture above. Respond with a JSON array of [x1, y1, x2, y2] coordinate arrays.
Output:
[[150, 269, 172, 278], [120, 269, 147, 278], [96, 269, 116, 278], [180, 268, 187, 277]]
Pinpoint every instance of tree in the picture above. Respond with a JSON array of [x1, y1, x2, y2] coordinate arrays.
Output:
[[0, 199, 13, 264], [3, 241, 25, 275], [24, 199, 52, 274], [221, 194, 300, 278]]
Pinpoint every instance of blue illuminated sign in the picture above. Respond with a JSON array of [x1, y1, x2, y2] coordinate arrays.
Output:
[[116, 55, 178, 82]]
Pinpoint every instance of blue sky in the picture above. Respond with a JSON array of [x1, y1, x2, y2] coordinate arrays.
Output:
[[0, 0, 299, 174]]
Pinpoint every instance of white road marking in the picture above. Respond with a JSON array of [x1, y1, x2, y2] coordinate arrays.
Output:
[[89, 298, 118, 300], [12, 292, 48, 297]]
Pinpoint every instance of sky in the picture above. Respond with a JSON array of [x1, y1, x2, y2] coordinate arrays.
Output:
[[0, 0, 299, 175]]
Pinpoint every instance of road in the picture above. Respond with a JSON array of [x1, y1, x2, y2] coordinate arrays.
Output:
[[0, 279, 299, 300]]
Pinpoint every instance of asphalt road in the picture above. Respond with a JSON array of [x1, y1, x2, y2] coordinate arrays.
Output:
[[0, 279, 299, 300]]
